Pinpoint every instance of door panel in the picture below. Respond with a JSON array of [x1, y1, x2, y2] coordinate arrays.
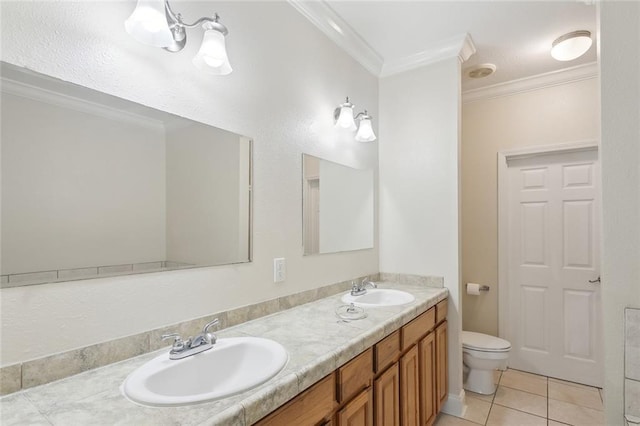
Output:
[[563, 289, 595, 360], [563, 200, 594, 268], [506, 148, 602, 386], [520, 286, 548, 352]]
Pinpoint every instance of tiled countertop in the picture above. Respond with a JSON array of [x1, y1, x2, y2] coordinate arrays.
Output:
[[1, 281, 448, 426]]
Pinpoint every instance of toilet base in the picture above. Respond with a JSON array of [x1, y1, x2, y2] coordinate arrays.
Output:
[[463, 368, 497, 395]]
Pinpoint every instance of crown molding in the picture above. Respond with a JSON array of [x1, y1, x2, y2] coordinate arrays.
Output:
[[381, 33, 476, 77], [287, 0, 383, 76], [462, 62, 598, 104], [288, 1, 475, 78]]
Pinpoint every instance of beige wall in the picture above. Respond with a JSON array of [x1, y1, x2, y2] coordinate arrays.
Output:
[[461, 77, 599, 335]]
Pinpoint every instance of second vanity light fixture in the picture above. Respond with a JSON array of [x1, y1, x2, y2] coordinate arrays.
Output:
[[334, 97, 377, 142], [125, 0, 232, 75]]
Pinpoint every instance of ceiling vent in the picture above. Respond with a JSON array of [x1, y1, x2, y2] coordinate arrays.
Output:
[[466, 63, 496, 79]]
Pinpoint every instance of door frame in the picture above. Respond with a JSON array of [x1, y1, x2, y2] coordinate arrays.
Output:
[[497, 140, 599, 340]]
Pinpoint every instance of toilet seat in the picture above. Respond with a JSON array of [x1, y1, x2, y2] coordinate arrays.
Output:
[[462, 331, 511, 353]]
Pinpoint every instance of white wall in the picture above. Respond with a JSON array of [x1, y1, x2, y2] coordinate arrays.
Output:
[[0, 1, 378, 365], [461, 77, 599, 335], [599, 1, 640, 423], [1, 93, 166, 274], [379, 57, 464, 414], [165, 124, 247, 266]]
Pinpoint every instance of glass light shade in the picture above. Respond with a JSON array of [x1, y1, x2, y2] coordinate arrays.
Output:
[[124, 0, 173, 48], [336, 105, 357, 131], [355, 117, 376, 142], [551, 31, 592, 61], [193, 28, 232, 75]]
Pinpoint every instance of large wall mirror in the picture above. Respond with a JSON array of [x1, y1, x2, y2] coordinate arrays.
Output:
[[0, 62, 252, 287], [302, 154, 374, 255]]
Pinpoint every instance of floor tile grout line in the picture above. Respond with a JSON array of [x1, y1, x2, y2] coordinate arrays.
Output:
[[497, 382, 547, 398], [547, 372, 550, 423], [484, 397, 494, 426], [491, 401, 548, 421]]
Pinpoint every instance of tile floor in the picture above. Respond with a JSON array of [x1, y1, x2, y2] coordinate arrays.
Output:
[[435, 369, 605, 426]]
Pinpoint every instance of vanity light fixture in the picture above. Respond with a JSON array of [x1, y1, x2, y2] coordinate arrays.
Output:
[[334, 97, 357, 131], [551, 30, 592, 61], [354, 111, 376, 142], [334, 97, 377, 142], [125, 0, 232, 75]]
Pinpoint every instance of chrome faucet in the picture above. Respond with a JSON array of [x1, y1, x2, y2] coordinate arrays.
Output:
[[350, 277, 377, 296], [161, 318, 219, 360]]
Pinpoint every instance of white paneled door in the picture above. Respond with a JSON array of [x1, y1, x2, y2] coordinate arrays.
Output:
[[505, 147, 602, 387]]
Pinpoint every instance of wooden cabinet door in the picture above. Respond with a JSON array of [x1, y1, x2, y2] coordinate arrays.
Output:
[[419, 332, 436, 426], [400, 345, 420, 426], [435, 321, 448, 412], [337, 388, 373, 426], [338, 348, 373, 403], [255, 374, 335, 426], [374, 363, 400, 426]]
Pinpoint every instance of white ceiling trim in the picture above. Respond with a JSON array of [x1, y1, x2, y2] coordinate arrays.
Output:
[[380, 33, 476, 77], [287, 0, 384, 76], [462, 62, 598, 104], [289, 1, 476, 78]]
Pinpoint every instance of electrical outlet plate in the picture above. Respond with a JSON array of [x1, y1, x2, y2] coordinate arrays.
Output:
[[273, 258, 286, 283]]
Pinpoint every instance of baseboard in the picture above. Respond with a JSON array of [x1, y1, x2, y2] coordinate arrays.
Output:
[[441, 389, 467, 417]]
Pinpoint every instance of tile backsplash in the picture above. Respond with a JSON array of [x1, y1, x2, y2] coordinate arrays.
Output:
[[626, 307, 640, 419]]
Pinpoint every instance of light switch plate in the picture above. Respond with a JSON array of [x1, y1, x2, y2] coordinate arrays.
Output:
[[273, 258, 286, 282]]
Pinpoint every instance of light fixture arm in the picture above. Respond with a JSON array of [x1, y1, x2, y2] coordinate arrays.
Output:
[[161, 2, 227, 53], [355, 110, 371, 121], [165, 3, 225, 32]]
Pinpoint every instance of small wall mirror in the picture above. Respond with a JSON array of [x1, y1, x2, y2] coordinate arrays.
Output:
[[1, 62, 252, 287], [302, 154, 374, 255]]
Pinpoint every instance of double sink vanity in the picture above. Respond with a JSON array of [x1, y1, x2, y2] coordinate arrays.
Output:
[[1, 280, 448, 426]]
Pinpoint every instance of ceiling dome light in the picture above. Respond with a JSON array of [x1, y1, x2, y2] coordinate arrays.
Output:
[[551, 30, 592, 61]]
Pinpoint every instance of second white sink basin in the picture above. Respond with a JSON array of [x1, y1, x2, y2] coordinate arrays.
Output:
[[342, 288, 415, 307], [122, 337, 288, 406]]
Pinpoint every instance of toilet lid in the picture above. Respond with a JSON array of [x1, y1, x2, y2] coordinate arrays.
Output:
[[462, 331, 511, 352]]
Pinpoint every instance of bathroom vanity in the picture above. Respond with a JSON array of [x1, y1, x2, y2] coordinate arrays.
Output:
[[255, 298, 448, 426], [0, 281, 448, 425]]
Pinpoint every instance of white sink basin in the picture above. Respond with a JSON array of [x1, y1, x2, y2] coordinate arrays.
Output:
[[122, 337, 288, 406], [342, 288, 415, 307]]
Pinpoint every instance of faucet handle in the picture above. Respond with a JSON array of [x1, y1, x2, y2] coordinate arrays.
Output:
[[203, 318, 219, 334], [161, 333, 185, 351], [201, 318, 220, 345]]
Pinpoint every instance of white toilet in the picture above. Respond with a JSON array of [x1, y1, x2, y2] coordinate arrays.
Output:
[[462, 331, 511, 395]]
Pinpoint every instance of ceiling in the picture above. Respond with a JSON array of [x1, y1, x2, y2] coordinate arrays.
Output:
[[291, 1, 597, 92]]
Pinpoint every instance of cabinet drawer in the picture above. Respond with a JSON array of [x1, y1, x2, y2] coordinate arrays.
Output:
[[374, 330, 400, 373], [401, 307, 435, 351], [337, 348, 373, 403], [436, 299, 447, 324], [255, 374, 335, 426]]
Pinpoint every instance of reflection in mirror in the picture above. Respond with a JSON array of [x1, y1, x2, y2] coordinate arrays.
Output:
[[0, 62, 252, 288], [302, 154, 374, 255]]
